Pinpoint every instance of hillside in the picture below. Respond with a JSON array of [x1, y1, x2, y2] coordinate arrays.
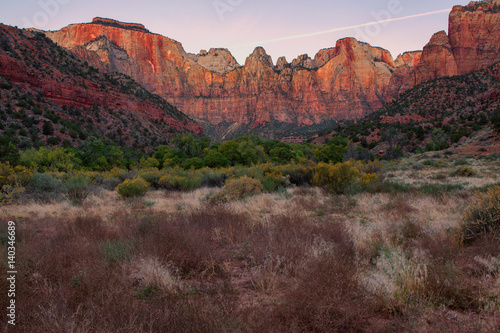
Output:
[[0, 25, 202, 150]]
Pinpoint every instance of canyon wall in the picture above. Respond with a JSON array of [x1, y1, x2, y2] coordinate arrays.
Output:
[[44, 1, 500, 127]]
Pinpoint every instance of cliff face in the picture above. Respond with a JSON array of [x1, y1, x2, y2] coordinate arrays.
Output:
[[43, 0, 500, 127], [389, 0, 500, 96], [414, 31, 459, 83], [449, 0, 500, 75]]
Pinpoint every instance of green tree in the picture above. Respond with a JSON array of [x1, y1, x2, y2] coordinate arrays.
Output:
[[42, 120, 54, 136], [203, 150, 229, 168], [77, 140, 124, 170], [20, 147, 77, 171], [139, 156, 160, 169], [314, 136, 348, 163], [269, 143, 294, 164], [0, 137, 20, 165], [492, 108, 500, 131], [238, 140, 259, 165], [182, 157, 204, 170], [218, 140, 242, 165]]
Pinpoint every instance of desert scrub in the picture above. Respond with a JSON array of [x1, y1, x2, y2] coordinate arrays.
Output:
[[421, 159, 446, 168], [277, 159, 315, 186], [0, 185, 25, 205], [107, 167, 131, 181], [460, 185, 500, 243], [64, 176, 94, 204], [138, 169, 165, 189], [451, 165, 476, 177], [159, 168, 202, 191], [100, 177, 122, 191], [312, 160, 379, 195], [0, 162, 33, 187], [116, 178, 149, 198], [209, 176, 263, 203], [261, 172, 290, 193], [26, 172, 62, 202], [454, 158, 470, 166], [199, 167, 226, 187]]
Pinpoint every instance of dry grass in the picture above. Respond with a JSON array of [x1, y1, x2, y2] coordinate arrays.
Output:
[[389, 154, 499, 190], [1, 162, 500, 332]]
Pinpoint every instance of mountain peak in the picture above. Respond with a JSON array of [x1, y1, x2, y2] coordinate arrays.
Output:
[[428, 31, 451, 47], [246, 46, 273, 67], [192, 48, 240, 75]]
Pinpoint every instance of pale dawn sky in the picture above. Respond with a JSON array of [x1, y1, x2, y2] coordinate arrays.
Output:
[[0, 0, 471, 64]]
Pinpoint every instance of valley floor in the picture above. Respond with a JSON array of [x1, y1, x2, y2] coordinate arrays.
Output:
[[1, 153, 500, 332]]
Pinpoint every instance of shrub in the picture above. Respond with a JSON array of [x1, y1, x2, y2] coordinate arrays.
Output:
[[369, 181, 409, 194], [64, 176, 94, 204], [421, 158, 446, 168], [0, 163, 32, 187], [26, 172, 62, 202], [116, 178, 149, 198], [138, 170, 164, 189], [182, 157, 204, 170], [460, 185, 500, 243], [278, 159, 314, 186], [20, 147, 76, 172], [139, 156, 160, 169], [42, 120, 54, 135], [203, 150, 229, 168], [451, 165, 476, 177], [0, 185, 25, 206], [47, 136, 62, 145], [199, 168, 225, 187], [261, 172, 289, 193], [492, 108, 500, 131], [312, 160, 379, 195], [102, 177, 121, 190], [159, 168, 202, 191], [417, 183, 463, 196], [108, 167, 130, 181], [454, 158, 469, 166], [209, 176, 263, 203]]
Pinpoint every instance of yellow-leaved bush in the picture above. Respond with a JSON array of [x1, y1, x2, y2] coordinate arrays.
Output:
[[0, 163, 32, 205], [0, 162, 33, 187], [312, 160, 380, 194], [159, 168, 202, 191], [116, 178, 149, 198]]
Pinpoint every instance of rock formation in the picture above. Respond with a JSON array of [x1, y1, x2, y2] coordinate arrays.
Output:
[[449, 0, 500, 74], [41, 0, 500, 129]]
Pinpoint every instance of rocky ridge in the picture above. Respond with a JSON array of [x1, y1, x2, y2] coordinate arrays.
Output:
[[0, 25, 202, 148], [40, 1, 500, 133]]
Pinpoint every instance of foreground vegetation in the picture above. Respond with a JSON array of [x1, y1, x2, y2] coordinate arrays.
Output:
[[0, 150, 499, 332]]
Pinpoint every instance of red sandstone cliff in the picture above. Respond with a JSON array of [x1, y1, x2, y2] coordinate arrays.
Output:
[[42, 0, 500, 127], [449, 0, 500, 75], [44, 22, 397, 125]]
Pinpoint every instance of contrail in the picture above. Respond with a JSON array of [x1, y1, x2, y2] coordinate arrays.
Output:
[[230, 8, 451, 48]]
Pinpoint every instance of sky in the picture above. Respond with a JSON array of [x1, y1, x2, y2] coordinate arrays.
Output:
[[0, 0, 471, 65]]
